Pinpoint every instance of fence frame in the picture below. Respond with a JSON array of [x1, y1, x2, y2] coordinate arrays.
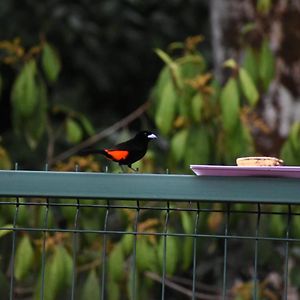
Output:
[[1, 170, 300, 300], [0, 170, 299, 203]]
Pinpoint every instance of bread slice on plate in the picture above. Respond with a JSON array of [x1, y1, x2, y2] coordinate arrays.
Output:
[[236, 157, 284, 167]]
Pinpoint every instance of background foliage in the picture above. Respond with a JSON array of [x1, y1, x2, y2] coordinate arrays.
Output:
[[1, 0, 300, 299]]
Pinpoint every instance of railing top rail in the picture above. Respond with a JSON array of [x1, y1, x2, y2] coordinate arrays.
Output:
[[0, 170, 299, 204]]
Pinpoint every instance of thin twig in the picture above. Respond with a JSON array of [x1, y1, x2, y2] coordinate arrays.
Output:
[[48, 101, 149, 166], [144, 271, 229, 300], [76, 258, 101, 273], [170, 274, 221, 293]]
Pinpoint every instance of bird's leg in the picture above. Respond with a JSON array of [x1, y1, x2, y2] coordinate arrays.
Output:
[[128, 164, 139, 172]]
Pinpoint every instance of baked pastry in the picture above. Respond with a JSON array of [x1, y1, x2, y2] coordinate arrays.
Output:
[[236, 157, 284, 167]]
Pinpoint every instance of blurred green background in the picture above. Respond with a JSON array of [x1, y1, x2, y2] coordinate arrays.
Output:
[[1, 0, 300, 299]]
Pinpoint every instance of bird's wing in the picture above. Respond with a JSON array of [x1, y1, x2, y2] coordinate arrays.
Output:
[[103, 149, 129, 161]]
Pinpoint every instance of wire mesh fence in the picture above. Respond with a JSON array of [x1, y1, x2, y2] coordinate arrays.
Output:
[[0, 171, 299, 300]]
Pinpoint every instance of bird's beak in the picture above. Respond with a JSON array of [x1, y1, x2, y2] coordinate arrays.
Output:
[[147, 133, 157, 139]]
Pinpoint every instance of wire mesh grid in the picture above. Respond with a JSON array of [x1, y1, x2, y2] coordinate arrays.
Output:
[[1, 195, 299, 300]]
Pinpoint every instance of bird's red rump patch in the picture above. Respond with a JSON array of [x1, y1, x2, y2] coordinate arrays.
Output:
[[104, 150, 129, 161]]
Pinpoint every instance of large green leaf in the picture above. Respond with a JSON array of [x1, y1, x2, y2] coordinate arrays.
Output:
[[136, 237, 158, 272], [66, 118, 83, 144], [155, 49, 182, 90], [34, 245, 72, 300], [154, 81, 177, 135], [184, 127, 211, 166], [171, 129, 188, 163], [178, 54, 205, 79], [151, 66, 171, 108], [180, 212, 194, 270], [81, 269, 100, 300], [108, 244, 124, 282], [243, 47, 259, 84], [14, 235, 34, 280], [24, 79, 48, 149], [223, 122, 254, 164], [280, 138, 300, 166], [191, 92, 203, 122], [121, 227, 134, 256], [107, 278, 120, 300], [11, 59, 38, 117], [269, 213, 285, 238], [239, 68, 259, 107], [0, 224, 13, 238], [52, 245, 73, 290], [259, 39, 275, 90], [157, 234, 178, 276], [78, 114, 95, 136], [42, 42, 61, 83], [220, 77, 240, 131]]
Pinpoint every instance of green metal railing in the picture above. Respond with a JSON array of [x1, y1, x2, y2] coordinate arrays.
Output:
[[0, 170, 300, 300]]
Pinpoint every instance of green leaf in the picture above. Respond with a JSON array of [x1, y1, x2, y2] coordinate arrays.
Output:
[[220, 77, 240, 131], [35, 259, 57, 300], [269, 212, 285, 238], [191, 92, 203, 122], [81, 269, 100, 300], [136, 237, 158, 272], [0, 224, 13, 238], [178, 55, 205, 79], [257, 0, 272, 14], [180, 212, 194, 270], [42, 42, 61, 83], [24, 79, 48, 149], [158, 235, 178, 276], [243, 47, 259, 84], [181, 211, 193, 234], [14, 235, 34, 280], [280, 139, 300, 166], [11, 59, 38, 117], [223, 122, 254, 164], [155, 49, 182, 90], [155, 49, 173, 65], [35, 245, 72, 300], [66, 118, 83, 144], [120, 227, 133, 256], [171, 129, 188, 163], [182, 237, 193, 271], [0, 147, 12, 170], [78, 114, 95, 136], [223, 58, 238, 69], [155, 81, 177, 135], [292, 212, 300, 238], [184, 127, 211, 165], [108, 244, 124, 282], [17, 200, 30, 226], [52, 245, 73, 289], [259, 39, 275, 90], [239, 68, 259, 107], [289, 122, 300, 151], [107, 279, 120, 300], [151, 66, 171, 106]]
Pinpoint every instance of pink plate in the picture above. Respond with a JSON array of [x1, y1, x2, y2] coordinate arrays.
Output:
[[190, 165, 300, 178]]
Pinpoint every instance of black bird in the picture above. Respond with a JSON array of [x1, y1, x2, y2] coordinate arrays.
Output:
[[80, 130, 157, 171]]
